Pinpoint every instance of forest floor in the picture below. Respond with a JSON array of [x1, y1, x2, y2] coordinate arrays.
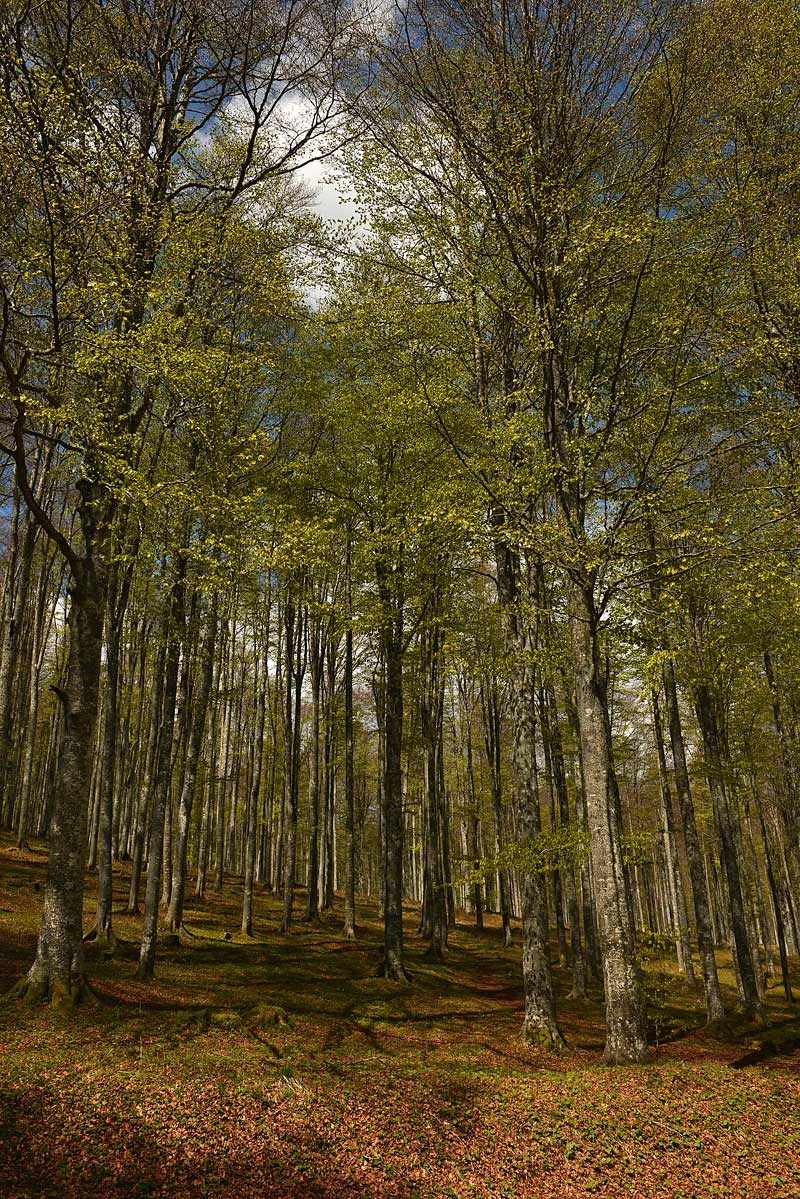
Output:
[[0, 838, 798, 1199]]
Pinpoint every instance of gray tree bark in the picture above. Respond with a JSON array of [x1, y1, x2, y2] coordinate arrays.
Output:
[[568, 581, 648, 1063]]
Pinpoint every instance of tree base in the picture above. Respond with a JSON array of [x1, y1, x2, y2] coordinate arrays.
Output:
[[374, 957, 412, 983], [523, 1020, 566, 1051], [5, 969, 98, 1010], [424, 941, 448, 961], [602, 1038, 651, 1065], [83, 927, 117, 960]]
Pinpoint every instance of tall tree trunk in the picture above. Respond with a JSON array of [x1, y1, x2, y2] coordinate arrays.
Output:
[[661, 659, 725, 1023], [374, 553, 408, 981], [87, 565, 123, 943], [242, 654, 267, 937], [568, 580, 648, 1063], [12, 479, 107, 1006], [420, 622, 448, 958], [560, 679, 601, 982], [754, 789, 793, 1003], [281, 591, 305, 933], [16, 547, 60, 850], [304, 614, 323, 922], [464, 697, 484, 930], [343, 568, 356, 939], [652, 690, 695, 985], [378, 630, 407, 979], [539, 685, 568, 969], [693, 683, 763, 1021], [168, 595, 217, 931], [546, 687, 587, 999], [127, 639, 166, 915], [0, 486, 24, 827], [214, 619, 234, 892], [481, 677, 512, 947], [137, 556, 186, 981], [322, 635, 338, 912], [496, 544, 563, 1048]]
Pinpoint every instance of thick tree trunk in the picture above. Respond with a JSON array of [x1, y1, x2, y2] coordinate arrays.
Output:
[[495, 542, 563, 1047], [569, 581, 648, 1063], [14, 555, 105, 1005], [512, 663, 564, 1048]]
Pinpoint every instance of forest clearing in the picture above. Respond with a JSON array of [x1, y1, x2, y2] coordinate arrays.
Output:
[[1, 836, 799, 1199], [2, 1, 800, 1195]]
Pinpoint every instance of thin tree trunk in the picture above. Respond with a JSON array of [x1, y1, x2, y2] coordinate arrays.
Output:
[[281, 591, 305, 933], [168, 595, 217, 931], [304, 613, 323, 922], [546, 686, 587, 999], [343, 572, 356, 939], [137, 556, 186, 981], [242, 653, 267, 937], [126, 638, 165, 916], [652, 689, 695, 984], [693, 683, 762, 1021], [661, 660, 726, 1024], [481, 677, 512, 947]]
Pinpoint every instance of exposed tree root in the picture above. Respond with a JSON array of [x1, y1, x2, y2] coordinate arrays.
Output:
[[4, 970, 99, 1010]]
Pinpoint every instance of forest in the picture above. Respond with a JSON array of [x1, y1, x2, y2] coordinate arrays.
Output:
[[0, 1, 799, 1196]]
